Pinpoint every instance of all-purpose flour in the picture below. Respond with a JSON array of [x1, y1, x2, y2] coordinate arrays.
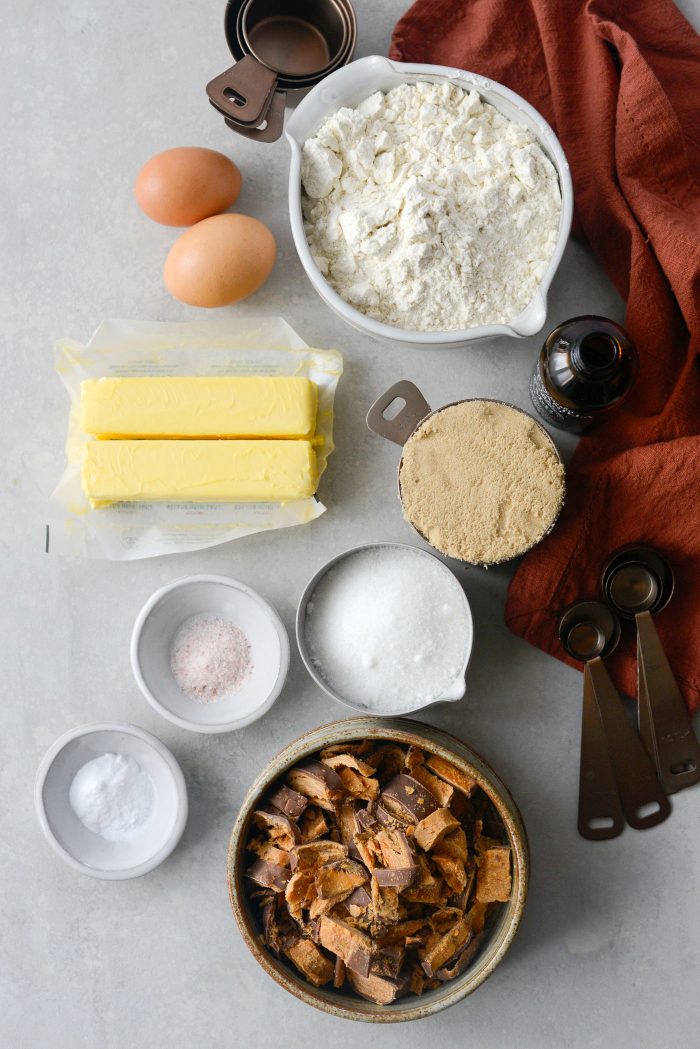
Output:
[[301, 81, 562, 331]]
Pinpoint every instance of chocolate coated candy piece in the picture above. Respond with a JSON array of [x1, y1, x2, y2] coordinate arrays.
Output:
[[374, 802, 411, 828], [413, 807, 460, 852], [315, 858, 370, 899], [420, 917, 472, 977], [335, 766, 380, 802], [318, 915, 374, 977], [268, 784, 308, 820], [425, 755, 477, 797], [370, 943, 405, 979], [370, 878, 401, 922], [404, 745, 426, 770], [375, 827, 416, 869], [262, 898, 298, 955], [476, 846, 512, 903], [319, 741, 374, 759], [284, 938, 334, 987], [409, 763, 455, 808], [431, 853, 467, 894], [376, 918, 431, 946], [298, 805, 328, 843], [247, 838, 291, 868], [380, 774, 439, 822], [355, 806, 378, 832], [333, 955, 346, 989], [435, 932, 485, 981], [365, 744, 406, 783], [246, 858, 291, 892], [251, 806, 301, 851], [322, 753, 376, 777], [436, 827, 468, 862], [291, 840, 347, 872], [343, 885, 372, 912], [373, 866, 419, 889], [347, 968, 411, 1006], [287, 761, 345, 812], [402, 855, 444, 905]]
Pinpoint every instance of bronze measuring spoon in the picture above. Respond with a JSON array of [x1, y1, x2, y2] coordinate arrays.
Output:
[[559, 601, 671, 837], [602, 545, 700, 794]]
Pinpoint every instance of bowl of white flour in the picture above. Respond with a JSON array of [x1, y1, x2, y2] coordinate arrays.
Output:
[[286, 55, 573, 347]]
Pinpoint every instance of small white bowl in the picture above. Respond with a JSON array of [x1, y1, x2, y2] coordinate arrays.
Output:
[[131, 574, 290, 733], [286, 55, 574, 349], [35, 722, 188, 880]]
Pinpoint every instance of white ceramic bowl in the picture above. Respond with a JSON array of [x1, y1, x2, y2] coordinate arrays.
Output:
[[287, 55, 573, 348], [131, 574, 290, 733], [296, 542, 474, 715], [35, 722, 187, 880]]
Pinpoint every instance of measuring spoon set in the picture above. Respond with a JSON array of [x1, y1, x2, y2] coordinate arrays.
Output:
[[558, 545, 700, 841]]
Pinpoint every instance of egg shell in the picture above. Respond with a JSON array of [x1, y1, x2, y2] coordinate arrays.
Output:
[[135, 147, 242, 226], [163, 213, 277, 308]]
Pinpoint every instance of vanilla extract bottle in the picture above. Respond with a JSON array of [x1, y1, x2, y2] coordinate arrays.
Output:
[[529, 316, 639, 433]]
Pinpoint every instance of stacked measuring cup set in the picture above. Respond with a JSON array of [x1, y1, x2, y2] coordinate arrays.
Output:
[[559, 545, 700, 841]]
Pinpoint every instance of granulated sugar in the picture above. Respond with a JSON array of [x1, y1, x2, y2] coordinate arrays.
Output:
[[170, 614, 253, 703], [304, 546, 470, 713]]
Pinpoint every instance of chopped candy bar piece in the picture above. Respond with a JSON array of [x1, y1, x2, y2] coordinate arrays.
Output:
[[380, 774, 438, 821], [318, 916, 374, 977], [476, 846, 512, 903], [315, 858, 369, 899], [284, 938, 334, 987], [268, 784, 308, 820], [287, 761, 345, 811], [425, 755, 477, 797], [414, 808, 460, 852], [246, 858, 291, 892]]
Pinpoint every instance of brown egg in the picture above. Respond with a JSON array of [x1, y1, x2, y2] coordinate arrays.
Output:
[[135, 147, 242, 226], [163, 213, 276, 307]]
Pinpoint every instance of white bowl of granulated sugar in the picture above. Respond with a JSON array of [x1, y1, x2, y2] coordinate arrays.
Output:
[[131, 575, 290, 734], [286, 55, 573, 348]]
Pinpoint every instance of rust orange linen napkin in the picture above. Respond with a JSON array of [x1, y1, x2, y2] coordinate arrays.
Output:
[[391, 0, 700, 711]]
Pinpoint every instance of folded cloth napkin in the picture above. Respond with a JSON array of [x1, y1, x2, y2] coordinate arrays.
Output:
[[391, 0, 700, 711]]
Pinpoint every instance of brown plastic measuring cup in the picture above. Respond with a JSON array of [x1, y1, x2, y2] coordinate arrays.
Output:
[[558, 600, 671, 836], [366, 380, 565, 567], [602, 544, 700, 794], [207, 0, 356, 142]]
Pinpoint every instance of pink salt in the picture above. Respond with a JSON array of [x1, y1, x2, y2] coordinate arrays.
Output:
[[170, 614, 253, 703]]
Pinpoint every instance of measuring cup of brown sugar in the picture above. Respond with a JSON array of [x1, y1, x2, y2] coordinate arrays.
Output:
[[367, 380, 566, 567], [207, 0, 357, 142]]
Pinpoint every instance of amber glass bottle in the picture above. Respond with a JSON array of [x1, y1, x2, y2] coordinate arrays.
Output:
[[529, 316, 639, 433]]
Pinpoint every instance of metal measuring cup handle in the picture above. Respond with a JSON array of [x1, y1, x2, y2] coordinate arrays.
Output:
[[579, 663, 626, 840], [206, 55, 285, 141], [636, 610, 700, 793], [366, 380, 431, 446], [586, 656, 671, 830], [223, 92, 286, 142]]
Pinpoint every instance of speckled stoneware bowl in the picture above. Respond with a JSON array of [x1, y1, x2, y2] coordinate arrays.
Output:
[[227, 718, 529, 1023]]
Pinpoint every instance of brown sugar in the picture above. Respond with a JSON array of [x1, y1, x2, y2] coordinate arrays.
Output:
[[399, 400, 565, 564]]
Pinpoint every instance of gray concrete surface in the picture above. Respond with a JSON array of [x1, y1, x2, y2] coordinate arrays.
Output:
[[2, 1, 699, 1046]]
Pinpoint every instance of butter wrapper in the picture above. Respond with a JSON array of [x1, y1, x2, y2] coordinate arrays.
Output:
[[49, 317, 342, 560]]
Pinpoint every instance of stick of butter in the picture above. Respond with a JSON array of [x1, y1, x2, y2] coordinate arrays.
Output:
[[82, 439, 318, 507], [80, 376, 318, 439]]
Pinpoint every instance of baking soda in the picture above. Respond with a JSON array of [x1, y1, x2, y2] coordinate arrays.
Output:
[[69, 753, 155, 842], [305, 547, 470, 713]]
